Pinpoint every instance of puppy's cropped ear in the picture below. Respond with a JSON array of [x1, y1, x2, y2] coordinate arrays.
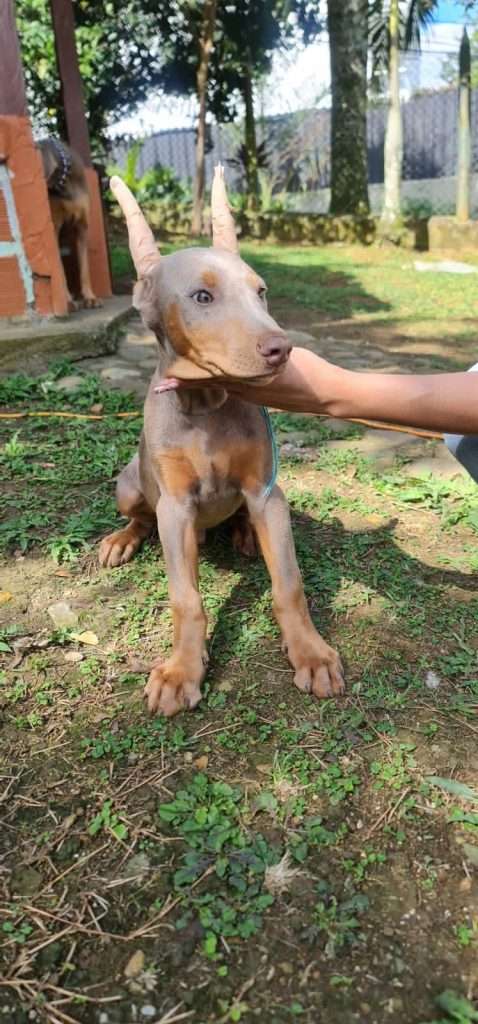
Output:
[[133, 275, 163, 335], [211, 164, 238, 253], [110, 176, 160, 276]]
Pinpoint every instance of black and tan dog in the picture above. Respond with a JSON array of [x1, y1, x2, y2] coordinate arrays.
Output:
[[38, 138, 99, 309], [99, 168, 344, 717]]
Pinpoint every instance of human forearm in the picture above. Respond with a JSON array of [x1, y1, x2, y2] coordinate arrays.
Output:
[[237, 349, 478, 435], [328, 366, 478, 434]]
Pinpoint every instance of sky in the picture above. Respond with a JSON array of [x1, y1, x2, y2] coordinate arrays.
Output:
[[112, 0, 473, 139]]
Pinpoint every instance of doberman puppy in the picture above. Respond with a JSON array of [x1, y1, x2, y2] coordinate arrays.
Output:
[[38, 138, 99, 310], [99, 168, 344, 717]]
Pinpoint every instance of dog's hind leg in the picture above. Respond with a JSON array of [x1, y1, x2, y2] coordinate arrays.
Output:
[[246, 485, 345, 700], [76, 218, 101, 308], [99, 455, 155, 568], [230, 505, 257, 558]]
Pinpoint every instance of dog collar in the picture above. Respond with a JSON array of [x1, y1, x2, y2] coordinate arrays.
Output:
[[47, 138, 72, 196], [260, 406, 278, 498]]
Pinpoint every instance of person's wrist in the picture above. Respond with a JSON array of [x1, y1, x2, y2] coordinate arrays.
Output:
[[309, 359, 351, 417]]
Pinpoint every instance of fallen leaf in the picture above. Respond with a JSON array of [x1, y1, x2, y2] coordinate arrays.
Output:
[[124, 949, 145, 979], [71, 630, 99, 646], [194, 755, 209, 771], [54, 569, 72, 578], [64, 650, 84, 664], [427, 776, 478, 803], [90, 403, 104, 415], [0, 591, 12, 605]]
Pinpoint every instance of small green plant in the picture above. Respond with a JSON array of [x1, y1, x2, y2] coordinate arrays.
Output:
[[88, 800, 129, 841], [455, 920, 478, 947], [305, 885, 369, 958], [159, 774, 277, 945], [2, 919, 33, 944], [421, 989, 478, 1023]]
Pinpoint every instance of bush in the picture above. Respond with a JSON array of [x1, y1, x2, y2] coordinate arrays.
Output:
[[107, 142, 191, 207]]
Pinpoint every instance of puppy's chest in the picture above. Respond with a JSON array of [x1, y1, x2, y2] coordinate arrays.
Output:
[[154, 434, 270, 505]]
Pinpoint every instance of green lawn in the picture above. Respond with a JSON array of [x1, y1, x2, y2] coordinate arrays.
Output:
[[0, 357, 477, 1023]]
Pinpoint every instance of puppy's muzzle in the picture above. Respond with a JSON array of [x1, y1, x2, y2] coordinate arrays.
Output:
[[257, 333, 292, 369]]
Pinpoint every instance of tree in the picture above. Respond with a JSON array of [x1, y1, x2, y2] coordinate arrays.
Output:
[[456, 27, 471, 221], [369, 0, 439, 236], [210, 0, 285, 208], [441, 24, 478, 88], [327, 0, 370, 216], [192, 0, 217, 234], [16, 0, 163, 154]]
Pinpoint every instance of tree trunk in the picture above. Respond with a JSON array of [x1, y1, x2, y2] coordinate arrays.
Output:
[[327, 0, 369, 215], [242, 61, 259, 209], [191, 0, 217, 237], [380, 0, 402, 231], [456, 27, 471, 223]]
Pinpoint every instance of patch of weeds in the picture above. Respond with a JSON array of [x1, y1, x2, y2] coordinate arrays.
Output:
[[48, 496, 119, 562], [0, 431, 28, 474], [304, 881, 369, 958], [289, 815, 346, 864], [374, 471, 478, 534], [271, 412, 362, 444], [421, 990, 478, 1023], [370, 743, 416, 791], [82, 717, 189, 761], [0, 624, 23, 653], [2, 917, 34, 945], [314, 762, 361, 805], [158, 774, 278, 947], [454, 919, 478, 948], [342, 848, 387, 884]]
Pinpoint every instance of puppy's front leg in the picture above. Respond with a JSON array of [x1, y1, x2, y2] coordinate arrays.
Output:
[[247, 485, 345, 699], [144, 494, 208, 717]]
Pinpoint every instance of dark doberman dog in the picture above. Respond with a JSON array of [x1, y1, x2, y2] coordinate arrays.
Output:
[[38, 138, 99, 309], [99, 168, 345, 717]]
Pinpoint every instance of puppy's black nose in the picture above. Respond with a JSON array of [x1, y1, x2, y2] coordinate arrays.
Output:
[[257, 334, 292, 368]]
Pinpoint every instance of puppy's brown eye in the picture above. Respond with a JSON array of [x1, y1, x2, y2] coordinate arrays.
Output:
[[258, 287, 267, 301], [193, 289, 213, 305]]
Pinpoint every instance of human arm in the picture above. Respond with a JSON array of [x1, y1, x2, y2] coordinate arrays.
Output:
[[191, 348, 478, 435]]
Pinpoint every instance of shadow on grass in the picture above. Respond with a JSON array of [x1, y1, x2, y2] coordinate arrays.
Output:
[[201, 512, 477, 697]]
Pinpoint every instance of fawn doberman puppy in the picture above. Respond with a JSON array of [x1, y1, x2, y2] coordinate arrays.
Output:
[[99, 168, 344, 717], [38, 138, 100, 310]]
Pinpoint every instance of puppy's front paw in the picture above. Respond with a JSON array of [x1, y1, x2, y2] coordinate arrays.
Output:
[[144, 655, 205, 717], [287, 634, 345, 700]]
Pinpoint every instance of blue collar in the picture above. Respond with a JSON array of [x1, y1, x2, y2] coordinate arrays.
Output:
[[260, 406, 278, 498]]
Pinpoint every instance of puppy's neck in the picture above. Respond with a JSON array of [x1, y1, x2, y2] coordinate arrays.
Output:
[[155, 336, 227, 414]]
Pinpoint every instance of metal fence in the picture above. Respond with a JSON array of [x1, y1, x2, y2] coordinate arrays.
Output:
[[113, 83, 478, 217]]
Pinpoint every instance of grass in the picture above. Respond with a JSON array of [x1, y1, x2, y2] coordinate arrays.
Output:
[[1, 240, 478, 1022]]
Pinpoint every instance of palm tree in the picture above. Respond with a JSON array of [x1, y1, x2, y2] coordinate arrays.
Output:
[[369, 0, 438, 236], [456, 27, 471, 222]]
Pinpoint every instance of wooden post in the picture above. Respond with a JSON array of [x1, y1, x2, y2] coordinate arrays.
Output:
[[0, 0, 69, 317], [49, 0, 92, 165], [0, 0, 27, 117], [48, 0, 112, 298]]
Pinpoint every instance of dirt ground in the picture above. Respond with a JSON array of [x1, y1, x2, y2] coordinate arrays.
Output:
[[1, 261, 478, 1024]]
